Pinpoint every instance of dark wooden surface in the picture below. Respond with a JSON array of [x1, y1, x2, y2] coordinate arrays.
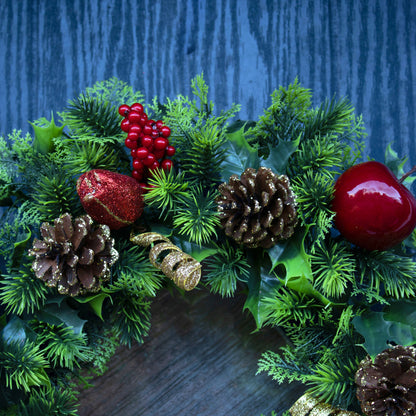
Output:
[[77, 290, 302, 416], [1, 1, 416, 414]]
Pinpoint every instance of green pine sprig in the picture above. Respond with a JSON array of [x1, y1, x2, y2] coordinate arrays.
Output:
[[173, 185, 220, 246], [204, 241, 250, 297]]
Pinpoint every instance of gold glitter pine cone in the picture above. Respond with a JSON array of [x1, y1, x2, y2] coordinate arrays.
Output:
[[355, 345, 416, 416], [216, 166, 298, 248], [29, 212, 119, 296]]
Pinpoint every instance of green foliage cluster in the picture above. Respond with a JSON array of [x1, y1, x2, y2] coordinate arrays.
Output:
[[1, 74, 416, 415]]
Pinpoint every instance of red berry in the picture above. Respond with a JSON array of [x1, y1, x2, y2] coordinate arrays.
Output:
[[147, 119, 156, 127], [332, 161, 416, 251], [132, 158, 144, 170], [130, 103, 144, 113], [127, 131, 139, 141], [135, 147, 149, 159], [128, 111, 142, 124], [131, 148, 138, 158], [118, 104, 130, 117], [120, 118, 131, 132], [154, 137, 168, 150], [156, 120, 164, 129], [139, 113, 148, 125], [160, 126, 171, 137], [125, 138, 137, 149], [165, 145, 176, 156], [142, 124, 153, 136], [141, 135, 153, 149], [132, 169, 144, 181], [129, 124, 142, 135], [151, 130, 160, 138], [143, 153, 156, 167], [153, 149, 165, 160], [161, 159, 173, 171]]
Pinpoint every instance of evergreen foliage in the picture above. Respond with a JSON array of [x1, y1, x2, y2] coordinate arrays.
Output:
[[1, 74, 416, 414]]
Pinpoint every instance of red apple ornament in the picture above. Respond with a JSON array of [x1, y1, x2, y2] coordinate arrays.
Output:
[[77, 169, 144, 230], [332, 161, 416, 251]]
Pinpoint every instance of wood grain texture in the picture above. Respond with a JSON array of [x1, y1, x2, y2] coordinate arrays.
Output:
[[76, 290, 303, 416], [1, 1, 415, 414], [1, 0, 416, 164]]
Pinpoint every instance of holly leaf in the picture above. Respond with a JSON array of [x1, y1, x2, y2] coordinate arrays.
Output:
[[221, 123, 259, 181], [35, 299, 87, 335], [11, 227, 31, 269], [171, 235, 218, 262], [2, 316, 26, 344], [261, 135, 300, 174], [384, 143, 416, 188], [74, 292, 111, 321], [353, 301, 416, 358], [243, 249, 282, 330], [29, 112, 65, 154], [267, 227, 330, 306]]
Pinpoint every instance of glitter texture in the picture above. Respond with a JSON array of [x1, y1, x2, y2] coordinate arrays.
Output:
[[289, 393, 360, 416], [77, 169, 144, 230], [130, 231, 201, 291]]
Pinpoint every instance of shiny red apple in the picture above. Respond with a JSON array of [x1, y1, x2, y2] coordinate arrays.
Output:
[[332, 161, 416, 251]]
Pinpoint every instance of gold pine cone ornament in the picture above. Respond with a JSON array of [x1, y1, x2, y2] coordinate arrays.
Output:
[[29, 213, 119, 296], [216, 167, 298, 248]]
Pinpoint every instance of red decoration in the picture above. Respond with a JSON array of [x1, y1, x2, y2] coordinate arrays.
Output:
[[77, 169, 144, 230], [119, 103, 175, 190], [332, 161, 416, 251]]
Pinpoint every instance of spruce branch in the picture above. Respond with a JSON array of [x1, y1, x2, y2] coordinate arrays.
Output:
[[311, 240, 355, 299], [60, 93, 122, 138], [0, 262, 48, 315], [144, 168, 190, 219], [18, 386, 79, 416], [32, 322, 89, 370], [356, 250, 416, 299], [0, 339, 50, 392], [30, 165, 82, 222], [204, 241, 250, 297], [111, 239, 163, 297], [173, 185, 220, 246]]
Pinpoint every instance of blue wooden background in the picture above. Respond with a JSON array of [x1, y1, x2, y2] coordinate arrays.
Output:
[[1, 0, 416, 165], [1, 1, 415, 415]]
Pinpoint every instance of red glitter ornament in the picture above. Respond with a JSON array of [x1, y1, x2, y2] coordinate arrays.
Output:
[[77, 169, 144, 230]]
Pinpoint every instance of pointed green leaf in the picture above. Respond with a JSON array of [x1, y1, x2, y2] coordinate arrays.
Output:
[[261, 135, 300, 174], [11, 227, 31, 269], [1, 316, 26, 344], [221, 124, 259, 181], [35, 300, 87, 335], [30, 112, 65, 154], [74, 292, 111, 321], [243, 250, 282, 329], [171, 235, 218, 262], [384, 143, 416, 188]]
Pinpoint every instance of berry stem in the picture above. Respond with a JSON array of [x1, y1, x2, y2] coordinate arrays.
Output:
[[399, 165, 416, 184]]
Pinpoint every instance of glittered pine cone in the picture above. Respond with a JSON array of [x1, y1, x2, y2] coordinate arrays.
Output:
[[355, 345, 416, 416], [216, 167, 298, 248], [29, 212, 119, 296]]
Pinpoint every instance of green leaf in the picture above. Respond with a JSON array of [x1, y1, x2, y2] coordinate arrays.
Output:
[[35, 300, 87, 335], [171, 235, 218, 262], [384, 143, 416, 188], [74, 292, 111, 321], [221, 124, 259, 181], [243, 250, 282, 329], [353, 304, 416, 358], [267, 227, 330, 306], [11, 227, 31, 269], [261, 135, 300, 174], [2, 316, 26, 344], [29, 112, 65, 154]]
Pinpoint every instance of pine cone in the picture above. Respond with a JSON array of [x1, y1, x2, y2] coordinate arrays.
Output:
[[216, 167, 298, 248], [29, 213, 119, 296], [355, 345, 416, 416]]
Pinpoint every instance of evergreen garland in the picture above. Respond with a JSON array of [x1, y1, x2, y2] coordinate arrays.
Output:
[[1, 74, 416, 415]]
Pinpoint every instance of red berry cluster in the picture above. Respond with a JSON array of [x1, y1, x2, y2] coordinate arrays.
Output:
[[119, 103, 175, 190]]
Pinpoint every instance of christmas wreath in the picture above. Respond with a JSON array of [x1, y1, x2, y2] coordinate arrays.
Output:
[[1, 75, 416, 416]]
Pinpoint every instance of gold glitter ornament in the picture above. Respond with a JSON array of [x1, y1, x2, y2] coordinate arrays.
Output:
[[130, 232, 201, 291], [29, 212, 119, 296], [289, 393, 360, 416]]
